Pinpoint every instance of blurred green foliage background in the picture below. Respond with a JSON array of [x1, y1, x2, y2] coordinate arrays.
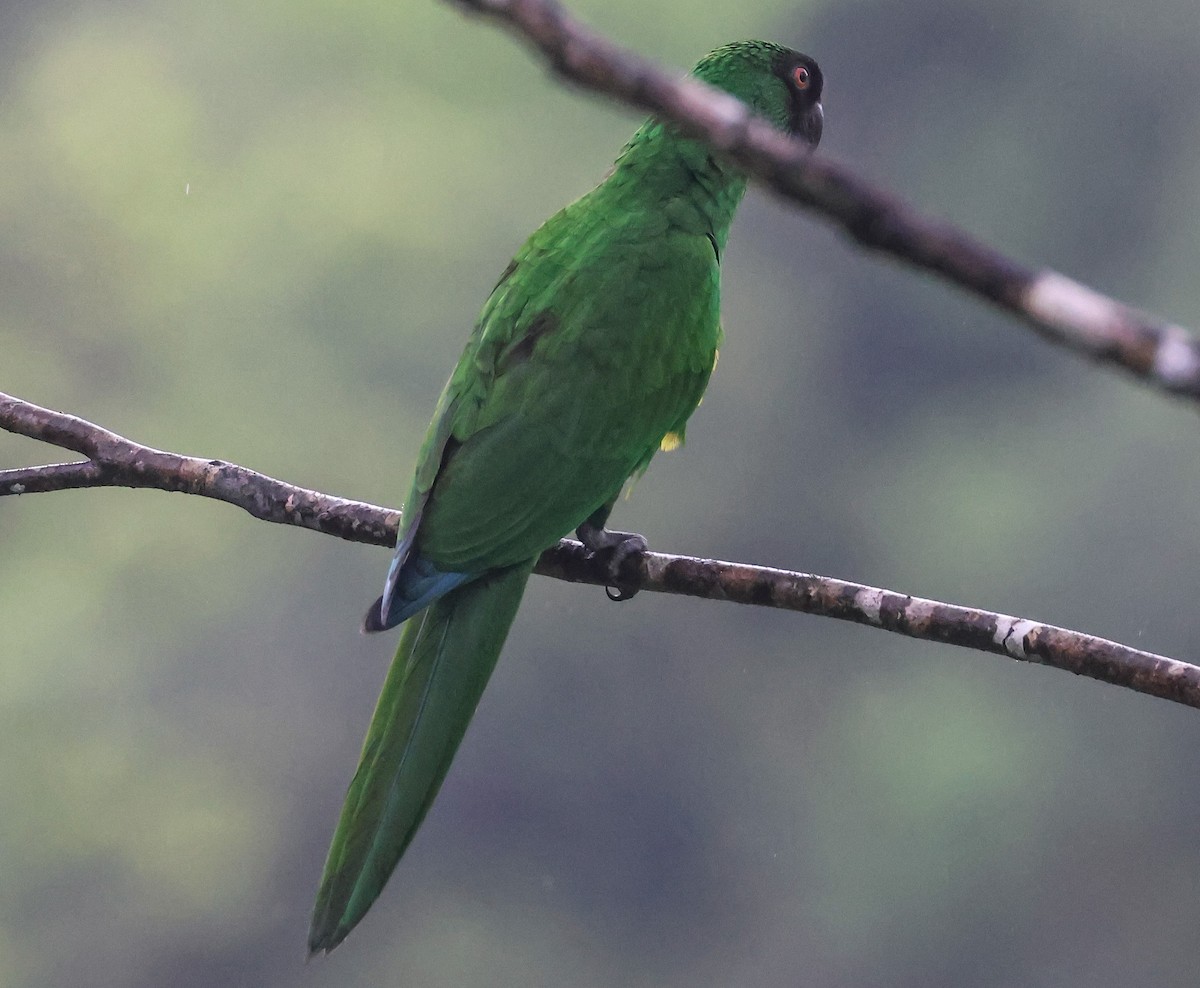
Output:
[[4, 0, 1200, 985]]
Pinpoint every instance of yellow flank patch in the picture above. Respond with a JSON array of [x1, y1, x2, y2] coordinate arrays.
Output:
[[713, 349, 720, 371], [660, 431, 683, 452]]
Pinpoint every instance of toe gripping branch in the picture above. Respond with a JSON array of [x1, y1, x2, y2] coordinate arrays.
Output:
[[575, 519, 648, 601]]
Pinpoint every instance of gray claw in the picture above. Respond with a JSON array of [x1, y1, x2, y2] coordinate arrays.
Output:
[[576, 522, 647, 600]]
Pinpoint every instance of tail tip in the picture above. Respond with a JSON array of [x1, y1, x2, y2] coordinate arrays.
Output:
[[307, 921, 349, 957]]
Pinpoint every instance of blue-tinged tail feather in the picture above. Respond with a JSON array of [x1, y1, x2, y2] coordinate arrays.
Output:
[[363, 554, 471, 633]]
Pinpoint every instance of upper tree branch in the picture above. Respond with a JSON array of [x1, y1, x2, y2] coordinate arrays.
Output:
[[4, 389, 1198, 712], [448, 0, 1200, 403]]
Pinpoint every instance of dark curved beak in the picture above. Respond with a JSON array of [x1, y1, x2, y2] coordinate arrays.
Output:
[[801, 102, 823, 149]]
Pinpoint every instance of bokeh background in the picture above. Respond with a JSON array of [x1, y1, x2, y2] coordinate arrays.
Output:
[[4, 0, 1200, 985]]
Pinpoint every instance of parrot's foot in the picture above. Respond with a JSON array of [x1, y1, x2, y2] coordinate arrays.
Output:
[[575, 520, 647, 601]]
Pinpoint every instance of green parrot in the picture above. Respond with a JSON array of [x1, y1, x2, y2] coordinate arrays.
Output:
[[308, 40, 823, 954]]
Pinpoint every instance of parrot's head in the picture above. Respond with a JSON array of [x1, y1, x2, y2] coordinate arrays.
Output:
[[693, 41, 823, 149]]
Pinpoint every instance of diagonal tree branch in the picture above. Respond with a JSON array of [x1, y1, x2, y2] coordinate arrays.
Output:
[[4, 389, 1198, 711], [447, 0, 1200, 403]]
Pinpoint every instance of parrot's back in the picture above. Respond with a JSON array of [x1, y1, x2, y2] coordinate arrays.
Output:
[[413, 182, 728, 574]]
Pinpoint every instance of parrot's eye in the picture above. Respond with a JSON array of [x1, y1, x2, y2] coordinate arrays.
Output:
[[792, 65, 811, 90]]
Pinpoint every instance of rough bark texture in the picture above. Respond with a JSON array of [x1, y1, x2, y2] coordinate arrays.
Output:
[[4, 390, 1195, 713]]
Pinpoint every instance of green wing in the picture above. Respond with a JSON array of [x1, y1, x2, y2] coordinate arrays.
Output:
[[411, 191, 723, 573]]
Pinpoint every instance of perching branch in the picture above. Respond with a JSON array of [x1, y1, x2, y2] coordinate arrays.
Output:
[[0, 392, 398, 546], [4, 389, 1198, 711], [447, 0, 1200, 404]]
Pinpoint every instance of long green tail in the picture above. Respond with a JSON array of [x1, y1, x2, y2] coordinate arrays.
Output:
[[308, 558, 536, 954]]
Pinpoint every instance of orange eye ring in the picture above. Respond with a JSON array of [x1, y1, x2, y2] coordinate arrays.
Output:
[[793, 65, 810, 90]]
